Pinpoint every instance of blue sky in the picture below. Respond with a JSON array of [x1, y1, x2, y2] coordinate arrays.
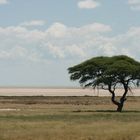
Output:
[[0, 0, 140, 87]]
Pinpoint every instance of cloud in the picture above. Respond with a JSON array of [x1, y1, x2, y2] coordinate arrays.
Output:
[[47, 43, 65, 58], [0, 26, 45, 62], [128, 0, 140, 10], [0, 22, 140, 64], [0, 22, 112, 62], [79, 22, 112, 33], [20, 20, 46, 27], [0, 0, 8, 4], [78, 0, 100, 9], [128, 0, 140, 4], [46, 22, 111, 38], [46, 22, 67, 38], [43, 22, 112, 59]]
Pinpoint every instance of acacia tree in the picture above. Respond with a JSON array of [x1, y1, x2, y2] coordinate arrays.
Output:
[[68, 55, 140, 112]]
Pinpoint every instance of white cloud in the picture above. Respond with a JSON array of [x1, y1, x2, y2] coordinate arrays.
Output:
[[46, 22, 67, 38], [0, 0, 8, 4], [99, 43, 117, 56], [66, 44, 87, 58], [0, 26, 45, 62], [0, 22, 112, 62], [78, 0, 100, 9], [102, 26, 140, 60], [0, 22, 140, 63], [79, 22, 112, 33], [20, 20, 46, 27], [47, 43, 65, 58], [128, 0, 140, 10], [128, 0, 140, 4], [0, 46, 27, 60], [46, 22, 111, 39]]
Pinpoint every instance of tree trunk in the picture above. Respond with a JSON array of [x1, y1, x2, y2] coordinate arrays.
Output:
[[108, 83, 128, 112], [117, 102, 124, 112], [109, 88, 126, 112]]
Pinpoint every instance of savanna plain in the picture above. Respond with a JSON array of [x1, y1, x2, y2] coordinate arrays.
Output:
[[0, 96, 139, 140]]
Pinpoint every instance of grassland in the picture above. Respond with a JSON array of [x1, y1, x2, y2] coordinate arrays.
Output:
[[0, 96, 139, 140]]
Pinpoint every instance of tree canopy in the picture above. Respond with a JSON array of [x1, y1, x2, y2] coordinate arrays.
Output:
[[68, 55, 140, 112]]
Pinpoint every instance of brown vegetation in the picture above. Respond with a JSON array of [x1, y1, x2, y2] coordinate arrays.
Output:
[[0, 96, 139, 140]]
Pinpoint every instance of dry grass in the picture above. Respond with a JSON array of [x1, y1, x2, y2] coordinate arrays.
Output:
[[0, 96, 139, 140]]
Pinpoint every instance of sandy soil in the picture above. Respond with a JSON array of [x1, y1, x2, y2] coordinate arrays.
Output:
[[0, 87, 139, 96]]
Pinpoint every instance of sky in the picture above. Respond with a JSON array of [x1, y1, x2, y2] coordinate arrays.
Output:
[[0, 0, 140, 87]]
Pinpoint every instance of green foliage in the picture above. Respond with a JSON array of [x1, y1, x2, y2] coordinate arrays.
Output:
[[68, 55, 140, 88]]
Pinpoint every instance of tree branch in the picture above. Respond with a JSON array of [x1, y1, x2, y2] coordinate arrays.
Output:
[[108, 85, 120, 106], [120, 81, 129, 103], [101, 85, 108, 90]]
